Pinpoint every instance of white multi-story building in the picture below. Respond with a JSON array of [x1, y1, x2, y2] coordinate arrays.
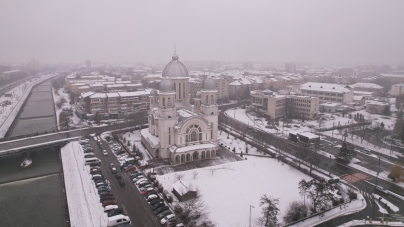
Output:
[[391, 83, 404, 97], [250, 90, 319, 120], [141, 53, 219, 164], [285, 63, 296, 73], [300, 82, 353, 104]]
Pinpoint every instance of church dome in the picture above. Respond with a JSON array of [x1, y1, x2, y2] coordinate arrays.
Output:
[[203, 78, 216, 90], [162, 54, 189, 78], [159, 78, 173, 92], [150, 88, 158, 96]]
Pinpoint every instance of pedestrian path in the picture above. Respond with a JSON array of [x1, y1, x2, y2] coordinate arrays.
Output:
[[341, 172, 371, 183], [357, 189, 374, 199]]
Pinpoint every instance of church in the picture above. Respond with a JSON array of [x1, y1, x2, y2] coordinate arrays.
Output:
[[141, 53, 219, 164]]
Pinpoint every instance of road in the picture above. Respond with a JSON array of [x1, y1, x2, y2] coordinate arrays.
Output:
[[219, 104, 404, 225], [89, 136, 161, 227]]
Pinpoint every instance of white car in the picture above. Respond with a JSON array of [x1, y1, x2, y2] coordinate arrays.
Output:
[[161, 214, 176, 225], [135, 179, 148, 186], [103, 150, 108, 156]]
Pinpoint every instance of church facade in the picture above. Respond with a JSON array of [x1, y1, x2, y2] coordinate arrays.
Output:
[[141, 53, 219, 164]]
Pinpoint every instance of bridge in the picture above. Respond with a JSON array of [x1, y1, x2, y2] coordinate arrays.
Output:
[[0, 122, 144, 157]]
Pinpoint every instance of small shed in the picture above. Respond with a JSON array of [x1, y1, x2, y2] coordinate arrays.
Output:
[[172, 180, 197, 201]]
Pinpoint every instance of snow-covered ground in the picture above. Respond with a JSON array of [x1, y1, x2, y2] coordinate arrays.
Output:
[[121, 130, 152, 161], [61, 142, 108, 227], [157, 156, 312, 227], [338, 219, 404, 227], [372, 193, 399, 212], [52, 88, 86, 130], [0, 73, 56, 138]]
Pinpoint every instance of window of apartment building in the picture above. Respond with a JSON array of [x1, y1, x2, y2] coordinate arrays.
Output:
[[337, 99, 342, 102], [337, 94, 343, 97], [331, 98, 335, 101], [331, 93, 336, 96], [313, 92, 318, 94]]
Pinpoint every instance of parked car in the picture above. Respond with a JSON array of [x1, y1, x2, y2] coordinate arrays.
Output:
[[103, 149, 108, 156], [100, 192, 114, 198], [138, 182, 151, 189], [135, 179, 148, 186], [89, 162, 101, 167], [147, 194, 159, 202], [141, 188, 155, 195], [107, 215, 131, 227], [161, 214, 176, 225], [115, 173, 122, 179], [107, 208, 124, 217], [92, 174, 104, 179], [84, 153, 96, 158], [125, 166, 137, 172], [119, 179, 126, 187], [166, 220, 178, 227], [156, 210, 172, 219], [100, 196, 116, 203], [145, 190, 158, 198], [154, 206, 169, 215], [91, 171, 103, 175], [149, 198, 164, 206], [151, 202, 165, 211], [102, 200, 117, 207], [96, 182, 109, 189], [104, 205, 118, 213]]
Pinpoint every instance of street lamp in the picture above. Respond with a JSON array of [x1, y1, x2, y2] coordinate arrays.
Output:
[[249, 205, 255, 227]]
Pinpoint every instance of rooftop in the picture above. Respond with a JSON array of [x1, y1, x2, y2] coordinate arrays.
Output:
[[351, 83, 383, 89], [300, 82, 351, 93]]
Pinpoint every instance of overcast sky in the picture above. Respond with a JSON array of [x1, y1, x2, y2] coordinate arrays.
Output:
[[0, 0, 403, 65]]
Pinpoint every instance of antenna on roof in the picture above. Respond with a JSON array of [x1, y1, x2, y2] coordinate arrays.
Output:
[[174, 44, 177, 54]]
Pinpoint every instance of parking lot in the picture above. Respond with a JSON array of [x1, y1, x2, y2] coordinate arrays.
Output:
[[88, 136, 161, 227]]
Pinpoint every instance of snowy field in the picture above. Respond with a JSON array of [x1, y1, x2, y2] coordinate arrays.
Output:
[[157, 156, 312, 227], [122, 130, 152, 161], [0, 73, 56, 137], [61, 142, 107, 227]]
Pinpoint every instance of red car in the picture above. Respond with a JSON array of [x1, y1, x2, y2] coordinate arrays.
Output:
[[102, 200, 117, 207], [141, 188, 155, 195], [125, 166, 137, 172]]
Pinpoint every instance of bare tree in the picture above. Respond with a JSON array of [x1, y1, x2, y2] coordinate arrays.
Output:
[[257, 195, 280, 227], [174, 173, 185, 182], [176, 188, 210, 227], [193, 170, 199, 179]]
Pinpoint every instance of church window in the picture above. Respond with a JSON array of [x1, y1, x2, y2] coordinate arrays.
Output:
[[206, 95, 208, 103], [167, 97, 171, 107], [211, 95, 214, 104], [174, 83, 176, 99], [162, 98, 165, 107], [183, 83, 185, 99], [179, 83, 181, 99], [186, 124, 202, 142]]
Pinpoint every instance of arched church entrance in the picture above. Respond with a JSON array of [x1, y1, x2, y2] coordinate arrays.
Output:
[[193, 151, 199, 160]]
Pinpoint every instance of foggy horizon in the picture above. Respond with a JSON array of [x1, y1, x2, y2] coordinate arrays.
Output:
[[1, 0, 404, 66]]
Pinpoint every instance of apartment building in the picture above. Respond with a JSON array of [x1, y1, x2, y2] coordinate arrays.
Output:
[[229, 79, 251, 100], [300, 82, 353, 104], [190, 74, 231, 102], [84, 90, 150, 115], [391, 83, 404, 96]]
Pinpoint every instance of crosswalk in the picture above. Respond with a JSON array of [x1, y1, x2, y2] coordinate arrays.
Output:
[[358, 189, 373, 199], [390, 214, 404, 222]]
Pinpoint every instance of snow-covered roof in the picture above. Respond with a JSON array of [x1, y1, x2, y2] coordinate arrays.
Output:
[[90, 93, 107, 98], [381, 74, 404, 78], [300, 82, 351, 93], [80, 91, 95, 98], [353, 96, 364, 101], [172, 180, 195, 195], [353, 91, 373, 96], [177, 109, 197, 122], [175, 143, 216, 153], [106, 93, 120, 98], [366, 101, 389, 106], [106, 84, 125, 88], [118, 90, 150, 97], [140, 129, 160, 148], [78, 85, 90, 89], [298, 132, 320, 140], [351, 83, 383, 89], [320, 102, 340, 107]]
